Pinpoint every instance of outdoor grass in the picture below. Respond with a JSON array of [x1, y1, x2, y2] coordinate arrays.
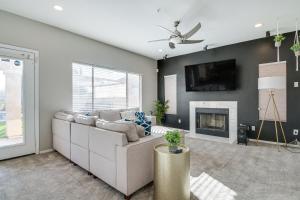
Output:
[[0, 122, 6, 138]]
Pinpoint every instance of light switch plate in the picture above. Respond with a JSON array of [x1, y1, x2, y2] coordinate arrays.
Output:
[[294, 82, 299, 88], [251, 126, 256, 131]]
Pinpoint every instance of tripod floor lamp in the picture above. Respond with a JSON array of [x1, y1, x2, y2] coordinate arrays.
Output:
[[257, 76, 287, 149]]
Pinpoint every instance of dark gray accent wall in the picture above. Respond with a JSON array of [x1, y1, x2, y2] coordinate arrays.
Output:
[[158, 32, 300, 142]]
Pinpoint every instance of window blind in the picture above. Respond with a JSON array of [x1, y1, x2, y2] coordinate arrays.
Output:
[[72, 63, 93, 112], [72, 63, 141, 112]]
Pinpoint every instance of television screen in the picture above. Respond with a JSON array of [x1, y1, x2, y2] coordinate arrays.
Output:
[[185, 59, 236, 91]]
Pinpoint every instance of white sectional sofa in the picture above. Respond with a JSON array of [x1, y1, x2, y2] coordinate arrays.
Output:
[[52, 109, 182, 198], [52, 118, 71, 159]]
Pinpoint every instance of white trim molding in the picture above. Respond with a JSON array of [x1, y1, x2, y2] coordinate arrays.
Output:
[[39, 149, 54, 154], [188, 101, 238, 144]]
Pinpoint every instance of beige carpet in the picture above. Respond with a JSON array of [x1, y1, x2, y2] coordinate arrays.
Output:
[[0, 138, 299, 200]]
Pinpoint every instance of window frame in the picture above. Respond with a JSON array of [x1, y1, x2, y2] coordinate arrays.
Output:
[[72, 62, 142, 112]]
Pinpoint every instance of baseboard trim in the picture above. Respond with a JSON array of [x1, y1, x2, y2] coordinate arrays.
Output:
[[39, 149, 54, 154], [249, 139, 298, 147]]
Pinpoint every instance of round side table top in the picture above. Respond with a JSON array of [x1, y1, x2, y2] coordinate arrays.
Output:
[[154, 143, 189, 155]]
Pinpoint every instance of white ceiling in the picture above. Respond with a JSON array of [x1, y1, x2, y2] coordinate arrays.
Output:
[[0, 0, 300, 60]]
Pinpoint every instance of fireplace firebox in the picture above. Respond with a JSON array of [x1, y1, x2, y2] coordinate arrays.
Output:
[[196, 108, 229, 138]]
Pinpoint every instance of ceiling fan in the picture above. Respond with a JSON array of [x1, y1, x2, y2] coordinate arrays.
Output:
[[148, 21, 204, 49]]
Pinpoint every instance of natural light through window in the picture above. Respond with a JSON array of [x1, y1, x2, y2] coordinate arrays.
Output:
[[190, 172, 237, 200], [72, 63, 141, 112]]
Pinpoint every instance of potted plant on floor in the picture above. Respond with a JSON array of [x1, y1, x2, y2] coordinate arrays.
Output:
[[290, 42, 300, 56], [154, 100, 169, 125], [274, 34, 285, 47], [164, 130, 182, 153]]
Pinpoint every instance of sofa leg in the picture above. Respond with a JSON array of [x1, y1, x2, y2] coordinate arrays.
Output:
[[124, 195, 131, 200]]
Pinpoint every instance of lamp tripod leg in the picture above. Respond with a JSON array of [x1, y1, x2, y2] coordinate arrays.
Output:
[[271, 94, 287, 147], [272, 99, 280, 151], [257, 92, 272, 144]]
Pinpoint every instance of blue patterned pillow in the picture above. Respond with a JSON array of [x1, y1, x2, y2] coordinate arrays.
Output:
[[135, 112, 151, 136]]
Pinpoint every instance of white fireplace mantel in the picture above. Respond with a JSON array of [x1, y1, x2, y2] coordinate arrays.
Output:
[[189, 101, 238, 144]]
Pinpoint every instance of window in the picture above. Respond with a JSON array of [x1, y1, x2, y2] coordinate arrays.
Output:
[[72, 63, 141, 112], [72, 63, 93, 112]]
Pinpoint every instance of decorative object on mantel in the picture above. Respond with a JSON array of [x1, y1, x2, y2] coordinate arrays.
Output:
[[164, 130, 182, 153], [274, 21, 285, 62], [257, 75, 287, 150], [290, 20, 300, 71], [154, 100, 169, 125]]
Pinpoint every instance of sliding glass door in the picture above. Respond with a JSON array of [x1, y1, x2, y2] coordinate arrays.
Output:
[[0, 47, 35, 160]]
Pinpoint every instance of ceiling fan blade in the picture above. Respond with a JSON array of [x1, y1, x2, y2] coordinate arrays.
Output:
[[181, 39, 204, 44], [182, 23, 201, 39], [148, 39, 169, 43], [169, 42, 175, 49], [158, 25, 177, 35]]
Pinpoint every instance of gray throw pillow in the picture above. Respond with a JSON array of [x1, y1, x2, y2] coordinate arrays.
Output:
[[136, 125, 145, 138], [96, 119, 139, 142]]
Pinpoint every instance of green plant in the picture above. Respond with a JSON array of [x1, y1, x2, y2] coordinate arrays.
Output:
[[290, 43, 300, 52], [164, 130, 181, 147], [154, 100, 169, 125], [274, 34, 285, 43]]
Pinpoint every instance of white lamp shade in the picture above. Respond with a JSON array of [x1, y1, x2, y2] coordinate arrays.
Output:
[[258, 76, 286, 90]]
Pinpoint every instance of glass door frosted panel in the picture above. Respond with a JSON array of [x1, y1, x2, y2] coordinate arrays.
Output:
[[0, 58, 24, 147]]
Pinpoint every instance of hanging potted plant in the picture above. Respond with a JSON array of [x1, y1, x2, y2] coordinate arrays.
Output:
[[164, 130, 182, 153], [290, 42, 300, 56], [274, 34, 285, 47]]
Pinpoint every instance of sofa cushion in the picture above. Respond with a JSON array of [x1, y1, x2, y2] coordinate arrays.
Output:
[[54, 112, 74, 122], [74, 114, 98, 126], [99, 110, 122, 121], [120, 110, 136, 121], [96, 119, 139, 142]]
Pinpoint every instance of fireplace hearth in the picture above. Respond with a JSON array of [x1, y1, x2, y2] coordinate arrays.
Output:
[[196, 108, 229, 138]]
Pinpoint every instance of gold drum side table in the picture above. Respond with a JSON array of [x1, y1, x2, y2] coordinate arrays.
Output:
[[154, 144, 190, 200]]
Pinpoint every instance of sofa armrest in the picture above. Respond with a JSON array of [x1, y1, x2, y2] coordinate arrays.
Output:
[[145, 115, 156, 125], [89, 127, 128, 161], [116, 135, 164, 195]]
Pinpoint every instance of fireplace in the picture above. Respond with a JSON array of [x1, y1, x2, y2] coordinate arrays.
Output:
[[195, 108, 229, 138]]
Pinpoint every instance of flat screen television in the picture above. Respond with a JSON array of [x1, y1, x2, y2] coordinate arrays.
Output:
[[185, 59, 237, 91]]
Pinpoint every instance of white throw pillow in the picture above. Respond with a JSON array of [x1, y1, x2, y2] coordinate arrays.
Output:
[[74, 114, 98, 126], [120, 110, 136, 121]]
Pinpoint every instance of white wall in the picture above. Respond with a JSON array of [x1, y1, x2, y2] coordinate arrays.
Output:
[[0, 11, 157, 151]]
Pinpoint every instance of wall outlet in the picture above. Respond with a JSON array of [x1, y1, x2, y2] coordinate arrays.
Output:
[[293, 129, 299, 136], [251, 126, 256, 131], [178, 118, 181, 124], [294, 82, 299, 88]]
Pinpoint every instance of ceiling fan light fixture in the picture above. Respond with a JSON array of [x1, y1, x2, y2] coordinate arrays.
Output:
[[170, 37, 182, 44]]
